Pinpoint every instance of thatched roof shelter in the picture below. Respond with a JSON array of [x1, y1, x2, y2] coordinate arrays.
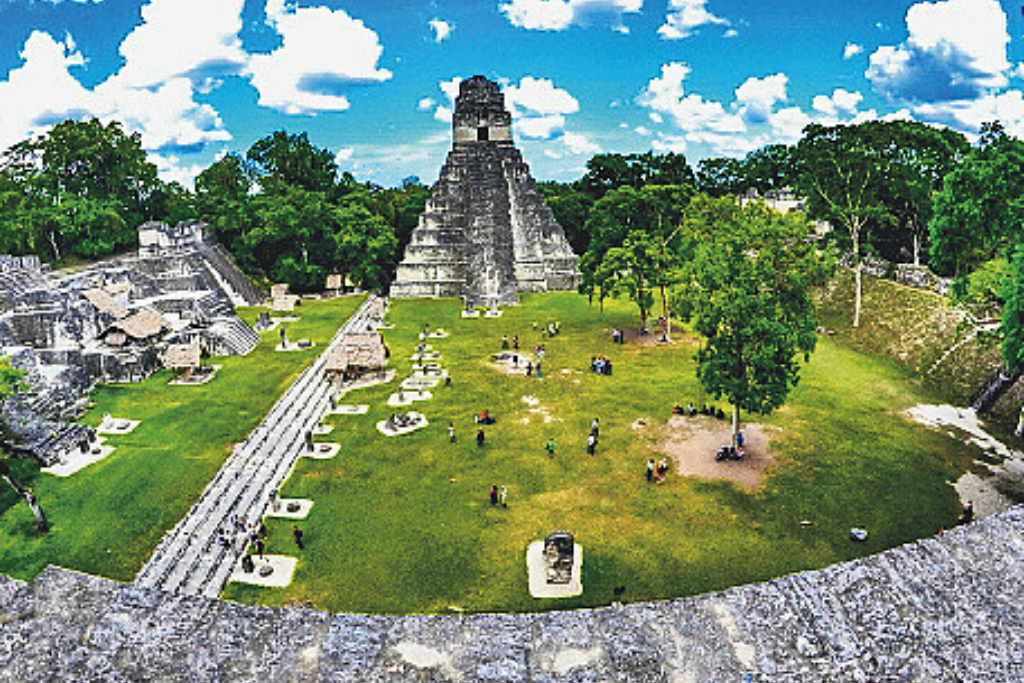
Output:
[[325, 333, 387, 376], [107, 309, 169, 341], [82, 288, 128, 319], [163, 342, 201, 371]]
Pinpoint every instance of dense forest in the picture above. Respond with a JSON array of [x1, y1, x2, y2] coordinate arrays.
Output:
[[4, 116, 1024, 376]]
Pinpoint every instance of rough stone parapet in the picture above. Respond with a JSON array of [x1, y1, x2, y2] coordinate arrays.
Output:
[[2, 505, 1022, 681]]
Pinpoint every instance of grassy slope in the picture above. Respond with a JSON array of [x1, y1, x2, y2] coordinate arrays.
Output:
[[0, 295, 364, 581], [815, 269, 1002, 405], [222, 292, 975, 614]]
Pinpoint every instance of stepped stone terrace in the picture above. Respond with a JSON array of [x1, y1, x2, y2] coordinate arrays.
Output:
[[0, 222, 262, 467], [391, 76, 578, 307]]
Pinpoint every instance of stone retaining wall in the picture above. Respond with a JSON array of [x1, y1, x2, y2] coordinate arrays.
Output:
[[1, 505, 1022, 682]]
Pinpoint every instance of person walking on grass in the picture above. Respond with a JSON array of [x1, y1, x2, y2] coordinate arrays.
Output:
[[587, 433, 597, 455], [292, 525, 304, 550], [646, 459, 655, 483], [545, 439, 556, 457], [476, 428, 485, 447], [500, 485, 507, 508], [448, 422, 456, 443], [489, 485, 499, 506]]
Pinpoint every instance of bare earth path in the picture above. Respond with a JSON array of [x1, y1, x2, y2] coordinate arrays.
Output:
[[134, 295, 384, 598], [653, 416, 776, 490]]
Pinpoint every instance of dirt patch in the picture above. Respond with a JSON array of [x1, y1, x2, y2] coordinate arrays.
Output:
[[653, 416, 777, 490]]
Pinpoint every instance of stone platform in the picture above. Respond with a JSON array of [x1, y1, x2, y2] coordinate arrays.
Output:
[[2, 506, 1024, 681]]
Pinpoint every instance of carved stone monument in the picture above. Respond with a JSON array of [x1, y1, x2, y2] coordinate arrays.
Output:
[[543, 530, 575, 585], [527, 529, 582, 598], [391, 75, 578, 306]]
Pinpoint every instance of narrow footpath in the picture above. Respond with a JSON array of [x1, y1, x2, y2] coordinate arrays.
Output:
[[134, 295, 385, 598]]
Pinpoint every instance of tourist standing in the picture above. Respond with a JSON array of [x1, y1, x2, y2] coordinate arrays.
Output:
[[587, 433, 597, 455], [590, 417, 600, 439], [545, 439, 556, 457], [476, 428, 485, 447], [448, 422, 456, 443], [646, 459, 655, 483], [499, 485, 508, 508], [292, 525, 305, 550], [489, 485, 499, 506]]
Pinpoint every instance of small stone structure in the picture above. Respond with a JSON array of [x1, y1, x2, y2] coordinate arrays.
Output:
[[0, 222, 261, 466], [391, 76, 578, 306], [543, 531, 575, 585]]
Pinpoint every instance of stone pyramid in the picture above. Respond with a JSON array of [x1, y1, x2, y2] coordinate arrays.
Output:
[[390, 76, 578, 306]]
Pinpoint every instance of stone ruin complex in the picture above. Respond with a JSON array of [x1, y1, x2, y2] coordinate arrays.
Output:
[[391, 75, 578, 307], [0, 222, 263, 467]]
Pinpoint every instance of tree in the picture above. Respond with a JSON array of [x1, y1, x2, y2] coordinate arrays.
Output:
[[741, 144, 794, 195], [0, 118, 163, 261], [792, 123, 892, 327], [928, 122, 1024, 277], [246, 131, 337, 194], [695, 157, 745, 198], [674, 197, 829, 437], [1001, 244, 1024, 374]]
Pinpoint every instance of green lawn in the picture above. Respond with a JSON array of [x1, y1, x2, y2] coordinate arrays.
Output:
[[221, 292, 978, 614], [0, 295, 365, 582]]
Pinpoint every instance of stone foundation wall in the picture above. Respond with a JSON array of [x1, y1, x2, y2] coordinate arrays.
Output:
[[1, 505, 1022, 682]]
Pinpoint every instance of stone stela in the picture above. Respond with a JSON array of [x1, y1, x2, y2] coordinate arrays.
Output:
[[390, 76, 578, 307], [544, 531, 575, 585]]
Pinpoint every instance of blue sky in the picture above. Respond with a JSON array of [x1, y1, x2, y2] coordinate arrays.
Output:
[[1, 0, 1023, 187]]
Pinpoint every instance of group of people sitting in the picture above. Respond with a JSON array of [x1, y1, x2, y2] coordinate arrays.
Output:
[[672, 402, 727, 420], [474, 409, 496, 425], [590, 356, 613, 375], [715, 432, 746, 461]]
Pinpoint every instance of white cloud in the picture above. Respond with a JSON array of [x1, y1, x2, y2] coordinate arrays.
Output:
[[417, 97, 436, 111], [113, 0, 246, 90], [94, 76, 231, 152], [0, 31, 96, 151], [634, 125, 651, 136], [504, 76, 579, 117], [562, 131, 599, 154], [843, 42, 863, 59], [429, 18, 453, 42], [659, 0, 729, 40], [867, 0, 1010, 103], [505, 76, 580, 139], [734, 73, 788, 123], [915, 90, 1024, 138], [637, 62, 745, 136], [499, 0, 641, 32], [148, 152, 205, 187], [811, 88, 864, 117], [723, 28, 738, 38], [247, 1, 391, 114], [515, 114, 566, 139], [768, 106, 812, 143], [335, 147, 354, 163]]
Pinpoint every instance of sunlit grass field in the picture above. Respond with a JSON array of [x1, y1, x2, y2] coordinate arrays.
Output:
[[221, 292, 976, 614]]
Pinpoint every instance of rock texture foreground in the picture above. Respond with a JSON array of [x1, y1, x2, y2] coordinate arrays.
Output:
[[2, 506, 1022, 682]]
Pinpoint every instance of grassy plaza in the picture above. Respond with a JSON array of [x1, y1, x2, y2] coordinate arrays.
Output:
[[221, 291, 975, 614], [0, 288, 981, 614]]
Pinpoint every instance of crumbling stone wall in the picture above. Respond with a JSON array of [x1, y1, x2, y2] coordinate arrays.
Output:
[[1, 506, 1021, 681]]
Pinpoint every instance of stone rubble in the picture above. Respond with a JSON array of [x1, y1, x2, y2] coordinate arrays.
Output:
[[0, 505, 1021, 681]]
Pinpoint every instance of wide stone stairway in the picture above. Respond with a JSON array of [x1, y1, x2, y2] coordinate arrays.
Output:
[[134, 295, 384, 598]]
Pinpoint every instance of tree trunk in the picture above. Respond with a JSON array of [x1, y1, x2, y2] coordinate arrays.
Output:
[[731, 404, 740, 442], [852, 228, 862, 328], [660, 284, 671, 341], [48, 231, 61, 263], [912, 228, 920, 267], [1, 475, 48, 532]]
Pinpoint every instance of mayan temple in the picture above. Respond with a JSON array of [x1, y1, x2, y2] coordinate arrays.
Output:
[[390, 75, 578, 306]]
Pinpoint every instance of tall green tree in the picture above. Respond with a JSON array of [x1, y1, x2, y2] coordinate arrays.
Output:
[[791, 123, 892, 327], [246, 131, 337, 194], [674, 196, 829, 436], [929, 122, 1024, 277], [0, 119, 162, 261]]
